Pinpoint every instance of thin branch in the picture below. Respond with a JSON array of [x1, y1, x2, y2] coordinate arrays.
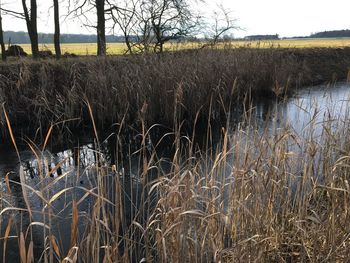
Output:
[[0, 7, 25, 19]]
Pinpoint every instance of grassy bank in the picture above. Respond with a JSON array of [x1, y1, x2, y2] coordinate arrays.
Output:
[[0, 47, 350, 139]]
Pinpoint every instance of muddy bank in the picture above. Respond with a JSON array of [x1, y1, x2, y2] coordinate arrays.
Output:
[[0, 47, 349, 136]]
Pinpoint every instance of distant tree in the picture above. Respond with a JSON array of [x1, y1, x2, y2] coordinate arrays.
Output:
[[22, 0, 39, 58], [203, 4, 238, 48], [310, 30, 350, 38], [244, 34, 279, 41], [53, 0, 61, 59]]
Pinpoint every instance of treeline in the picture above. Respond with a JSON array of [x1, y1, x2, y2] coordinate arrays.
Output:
[[0, 0, 236, 60], [244, 34, 279, 40], [310, 29, 350, 38], [3, 31, 126, 44]]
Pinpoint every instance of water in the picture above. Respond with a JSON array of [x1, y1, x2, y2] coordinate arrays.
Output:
[[254, 83, 350, 137], [1, 82, 350, 262]]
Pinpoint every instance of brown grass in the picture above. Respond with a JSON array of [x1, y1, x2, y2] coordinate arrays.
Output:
[[2, 95, 350, 261], [1, 47, 350, 262], [0, 47, 349, 139]]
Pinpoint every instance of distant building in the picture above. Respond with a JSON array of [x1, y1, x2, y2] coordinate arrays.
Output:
[[244, 34, 279, 41]]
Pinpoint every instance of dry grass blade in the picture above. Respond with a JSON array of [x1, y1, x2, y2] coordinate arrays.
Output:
[[76, 191, 92, 206], [47, 158, 68, 177], [85, 99, 99, 142], [5, 173, 12, 194], [27, 222, 51, 230], [25, 222, 51, 240], [20, 165, 32, 218], [19, 232, 26, 263], [2, 105, 20, 161], [70, 200, 78, 248], [3, 217, 13, 263], [26, 241, 34, 263], [132, 221, 145, 233], [148, 181, 163, 195], [51, 236, 61, 258], [0, 207, 28, 216], [75, 186, 115, 206], [8, 179, 48, 205], [42, 125, 53, 152], [43, 171, 71, 191], [26, 140, 44, 179], [61, 247, 78, 263], [180, 210, 205, 217], [46, 187, 74, 206]]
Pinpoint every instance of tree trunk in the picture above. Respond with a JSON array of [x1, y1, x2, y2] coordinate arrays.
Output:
[[22, 0, 39, 59], [0, 8, 6, 61], [124, 33, 133, 54], [29, 0, 38, 58], [53, 0, 61, 59], [96, 0, 106, 56]]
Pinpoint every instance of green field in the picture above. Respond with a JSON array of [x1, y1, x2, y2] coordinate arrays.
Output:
[[14, 38, 350, 55]]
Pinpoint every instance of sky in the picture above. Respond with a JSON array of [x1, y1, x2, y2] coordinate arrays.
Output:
[[1, 0, 350, 38]]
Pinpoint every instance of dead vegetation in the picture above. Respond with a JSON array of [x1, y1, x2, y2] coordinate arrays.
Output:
[[2, 98, 350, 262], [1, 47, 350, 262], [0, 47, 349, 138]]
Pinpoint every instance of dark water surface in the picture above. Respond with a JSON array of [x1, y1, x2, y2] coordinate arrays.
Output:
[[1, 82, 350, 262]]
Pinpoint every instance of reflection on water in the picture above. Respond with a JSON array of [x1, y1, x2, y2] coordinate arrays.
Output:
[[0, 138, 151, 262], [0, 144, 101, 262], [254, 83, 350, 137], [1, 82, 350, 262]]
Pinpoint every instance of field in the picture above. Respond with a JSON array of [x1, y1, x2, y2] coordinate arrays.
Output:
[[18, 42, 128, 55], [13, 38, 350, 55]]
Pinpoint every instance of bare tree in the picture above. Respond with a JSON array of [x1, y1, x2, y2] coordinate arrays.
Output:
[[149, 0, 200, 53], [137, 0, 200, 53], [68, 0, 106, 55], [53, 0, 61, 59], [106, 0, 138, 54], [108, 0, 200, 54], [134, 1, 153, 53], [202, 4, 239, 48], [22, 0, 39, 58]]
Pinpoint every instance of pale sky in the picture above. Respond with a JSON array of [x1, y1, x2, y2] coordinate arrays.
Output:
[[1, 0, 350, 38]]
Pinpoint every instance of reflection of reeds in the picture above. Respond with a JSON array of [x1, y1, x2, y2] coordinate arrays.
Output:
[[2, 92, 350, 262]]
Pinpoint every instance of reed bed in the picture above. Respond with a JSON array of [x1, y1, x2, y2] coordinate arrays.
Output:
[[1, 47, 350, 262], [1, 87, 350, 262], [0, 47, 349, 139]]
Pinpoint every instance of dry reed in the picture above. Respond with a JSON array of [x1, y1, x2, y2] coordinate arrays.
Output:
[[1, 48, 350, 262]]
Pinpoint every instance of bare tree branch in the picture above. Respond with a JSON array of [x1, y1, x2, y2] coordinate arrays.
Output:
[[0, 7, 25, 19], [201, 4, 240, 48]]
